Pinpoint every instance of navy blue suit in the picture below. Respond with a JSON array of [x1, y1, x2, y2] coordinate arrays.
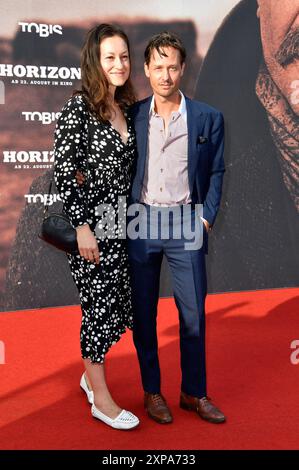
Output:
[[128, 95, 225, 397]]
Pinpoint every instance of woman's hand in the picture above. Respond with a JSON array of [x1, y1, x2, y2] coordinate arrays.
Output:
[[76, 224, 100, 264]]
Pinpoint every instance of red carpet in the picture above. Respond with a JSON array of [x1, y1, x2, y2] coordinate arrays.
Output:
[[0, 287, 299, 450]]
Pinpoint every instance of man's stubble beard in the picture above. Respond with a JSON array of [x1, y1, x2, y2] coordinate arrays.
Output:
[[275, 26, 299, 68]]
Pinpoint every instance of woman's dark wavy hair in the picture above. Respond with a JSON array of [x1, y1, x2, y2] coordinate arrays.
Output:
[[74, 24, 136, 120]]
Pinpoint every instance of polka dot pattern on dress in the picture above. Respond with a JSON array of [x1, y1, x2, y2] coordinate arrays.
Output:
[[54, 94, 136, 363]]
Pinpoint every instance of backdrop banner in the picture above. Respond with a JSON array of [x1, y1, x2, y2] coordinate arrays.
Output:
[[0, 0, 298, 311]]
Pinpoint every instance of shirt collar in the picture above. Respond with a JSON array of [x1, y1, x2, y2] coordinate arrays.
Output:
[[149, 90, 187, 123]]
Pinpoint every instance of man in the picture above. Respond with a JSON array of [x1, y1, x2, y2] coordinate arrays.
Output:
[[194, 0, 299, 292], [127, 32, 226, 424]]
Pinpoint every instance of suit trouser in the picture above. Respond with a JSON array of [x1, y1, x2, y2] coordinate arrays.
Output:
[[127, 204, 207, 398]]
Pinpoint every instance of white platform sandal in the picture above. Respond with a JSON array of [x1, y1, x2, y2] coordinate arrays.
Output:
[[91, 404, 140, 430], [80, 373, 94, 405]]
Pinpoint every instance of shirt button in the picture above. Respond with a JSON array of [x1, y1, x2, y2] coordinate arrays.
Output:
[[160, 187, 163, 192], [160, 168, 163, 172]]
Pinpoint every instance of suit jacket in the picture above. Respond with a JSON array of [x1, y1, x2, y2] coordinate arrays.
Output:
[[129, 95, 225, 231]]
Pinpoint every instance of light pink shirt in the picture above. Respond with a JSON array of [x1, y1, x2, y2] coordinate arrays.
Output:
[[140, 91, 191, 207]]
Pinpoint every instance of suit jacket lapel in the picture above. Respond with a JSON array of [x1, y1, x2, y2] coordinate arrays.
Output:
[[186, 96, 204, 190], [134, 97, 151, 185]]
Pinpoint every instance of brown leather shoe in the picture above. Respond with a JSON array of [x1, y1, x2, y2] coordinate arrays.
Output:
[[180, 392, 226, 424], [144, 392, 173, 424]]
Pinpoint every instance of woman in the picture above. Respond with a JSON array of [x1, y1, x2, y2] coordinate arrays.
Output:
[[53, 24, 139, 430]]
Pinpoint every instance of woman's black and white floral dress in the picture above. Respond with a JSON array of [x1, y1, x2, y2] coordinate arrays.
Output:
[[54, 94, 135, 363]]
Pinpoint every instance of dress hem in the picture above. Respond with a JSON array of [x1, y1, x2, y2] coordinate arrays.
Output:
[[81, 322, 133, 364]]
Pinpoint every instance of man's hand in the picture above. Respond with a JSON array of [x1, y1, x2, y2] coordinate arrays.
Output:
[[76, 170, 85, 186], [76, 224, 100, 264], [202, 218, 211, 233]]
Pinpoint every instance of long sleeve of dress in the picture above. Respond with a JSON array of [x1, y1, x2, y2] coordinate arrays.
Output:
[[53, 95, 89, 228]]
